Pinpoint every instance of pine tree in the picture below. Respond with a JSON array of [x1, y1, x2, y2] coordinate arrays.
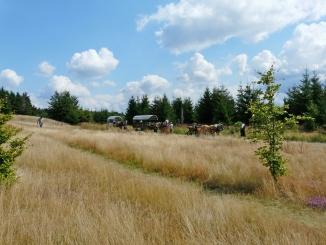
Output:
[[195, 87, 213, 124], [212, 85, 235, 125], [183, 97, 194, 124], [235, 83, 256, 124], [139, 95, 151, 115], [125, 96, 139, 124], [171, 97, 183, 124]]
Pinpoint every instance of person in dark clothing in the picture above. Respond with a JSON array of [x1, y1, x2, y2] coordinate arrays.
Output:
[[37, 116, 44, 128], [240, 122, 246, 137]]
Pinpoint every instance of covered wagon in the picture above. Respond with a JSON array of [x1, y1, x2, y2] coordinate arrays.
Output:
[[132, 115, 159, 132], [107, 116, 127, 129]]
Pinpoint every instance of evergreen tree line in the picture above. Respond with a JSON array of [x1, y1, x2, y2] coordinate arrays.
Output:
[[46, 91, 124, 125], [124, 84, 253, 125], [125, 70, 326, 128], [285, 70, 326, 130], [0, 89, 123, 125], [0, 87, 42, 116], [2, 69, 326, 128]]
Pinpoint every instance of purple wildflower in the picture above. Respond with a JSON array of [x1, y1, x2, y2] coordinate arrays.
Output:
[[306, 196, 326, 209]]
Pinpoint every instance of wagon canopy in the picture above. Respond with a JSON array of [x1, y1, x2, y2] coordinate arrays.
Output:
[[132, 115, 158, 121], [107, 116, 123, 122]]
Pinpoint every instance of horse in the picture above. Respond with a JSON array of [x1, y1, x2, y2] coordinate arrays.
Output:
[[212, 124, 224, 135], [201, 125, 212, 135], [153, 119, 170, 133], [201, 124, 224, 135]]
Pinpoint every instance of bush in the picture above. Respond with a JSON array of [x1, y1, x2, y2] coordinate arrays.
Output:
[[0, 99, 31, 186]]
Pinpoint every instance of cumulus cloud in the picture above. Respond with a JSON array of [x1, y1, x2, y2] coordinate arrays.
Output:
[[235, 54, 248, 76], [0, 69, 24, 87], [79, 93, 125, 112], [137, 0, 326, 54], [67, 48, 119, 79], [251, 50, 283, 72], [176, 53, 224, 86], [173, 84, 196, 99], [121, 75, 171, 96], [279, 22, 326, 73], [103, 80, 116, 86], [45, 75, 90, 97], [36, 61, 56, 77]]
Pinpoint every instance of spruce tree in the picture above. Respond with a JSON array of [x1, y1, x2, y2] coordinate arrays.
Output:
[[125, 96, 139, 124], [212, 85, 235, 125], [171, 97, 183, 124], [183, 97, 194, 124], [195, 87, 213, 124], [139, 95, 151, 115]]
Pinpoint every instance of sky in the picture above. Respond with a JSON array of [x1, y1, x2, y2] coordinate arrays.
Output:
[[1, 0, 326, 113]]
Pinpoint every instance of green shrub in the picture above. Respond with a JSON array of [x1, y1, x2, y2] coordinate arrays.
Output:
[[0, 99, 31, 186]]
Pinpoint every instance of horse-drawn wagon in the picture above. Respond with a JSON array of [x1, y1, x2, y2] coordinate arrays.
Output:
[[201, 124, 224, 135], [132, 115, 159, 132], [107, 116, 127, 129], [186, 123, 202, 135]]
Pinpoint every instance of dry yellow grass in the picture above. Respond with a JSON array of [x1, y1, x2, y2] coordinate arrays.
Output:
[[0, 115, 325, 244]]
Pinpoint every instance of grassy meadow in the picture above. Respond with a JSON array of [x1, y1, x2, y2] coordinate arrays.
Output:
[[1, 115, 325, 244]]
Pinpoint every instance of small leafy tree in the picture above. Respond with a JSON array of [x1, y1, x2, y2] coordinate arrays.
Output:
[[0, 99, 31, 186], [248, 65, 312, 181]]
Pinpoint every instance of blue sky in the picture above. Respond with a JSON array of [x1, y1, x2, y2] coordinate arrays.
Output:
[[1, 0, 326, 112]]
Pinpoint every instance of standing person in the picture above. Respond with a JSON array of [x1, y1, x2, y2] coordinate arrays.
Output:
[[240, 121, 246, 137], [37, 116, 44, 128], [170, 122, 173, 133]]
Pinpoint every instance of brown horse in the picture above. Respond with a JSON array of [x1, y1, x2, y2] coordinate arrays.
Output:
[[201, 124, 224, 135]]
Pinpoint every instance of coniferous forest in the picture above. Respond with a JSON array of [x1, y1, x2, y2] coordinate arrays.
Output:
[[1, 69, 326, 129]]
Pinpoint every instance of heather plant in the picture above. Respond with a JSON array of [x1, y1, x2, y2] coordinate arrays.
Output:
[[306, 196, 326, 209], [0, 99, 31, 186]]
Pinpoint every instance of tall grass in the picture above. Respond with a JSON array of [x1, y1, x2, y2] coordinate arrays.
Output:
[[0, 115, 325, 244]]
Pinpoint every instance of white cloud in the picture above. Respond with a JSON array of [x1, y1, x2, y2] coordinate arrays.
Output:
[[90, 80, 116, 87], [176, 53, 220, 86], [121, 75, 171, 96], [103, 80, 116, 86], [279, 22, 326, 73], [235, 54, 248, 76], [173, 85, 196, 99], [66, 48, 119, 79], [36, 61, 56, 77], [0, 69, 24, 87], [79, 93, 125, 112], [46, 75, 90, 97], [90, 81, 101, 87], [28, 93, 42, 108], [251, 50, 283, 72], [137, 0, 326, 54]]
